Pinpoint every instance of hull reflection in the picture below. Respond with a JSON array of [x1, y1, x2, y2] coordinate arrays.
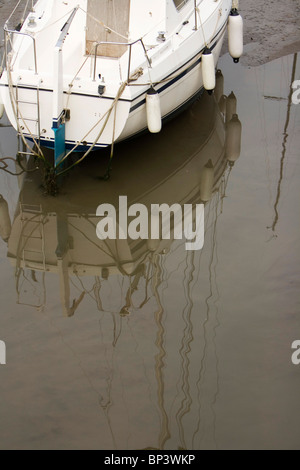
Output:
[[4, 85, 242, 450]]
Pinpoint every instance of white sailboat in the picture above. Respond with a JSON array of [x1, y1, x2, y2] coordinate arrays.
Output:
[[0, 0, 243, 168]]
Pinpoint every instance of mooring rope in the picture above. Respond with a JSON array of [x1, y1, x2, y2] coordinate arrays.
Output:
[[0, 157, 24, 176], [56, 67, 144, 178]]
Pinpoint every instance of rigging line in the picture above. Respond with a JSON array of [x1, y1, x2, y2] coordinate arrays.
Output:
[[57, 64, 142, 170], [73, 273, 96, 299], [36, 8, 74, 32], [196, 4, 221, 48], [152, 254, 171, 450], [65, 45, 96, 110], [138, 260, 152, 309], [68, 217, 147, 278], [191, 196, 218, 449], [268, 53, 297, 233], [198, 188, 220, 449], [190, 198, 219, 298], [175, 250, 195, 451], [56, 81, 127, 175], [210, 197, 221, 450], [67, 220, 115, 258], [163, 242, 186, 282], [0, 53, 5, 75], [15, 268, 45, 309], [122, 268, 145, 311], [254, 66, 271, 205], [128, 47, 211, 88], [94, 276, 104, 312], [18, 268, 41, 302], [5, 0, 22, 26], [282, 58, 297, 171], [21, 0, 30, 24], [261, 63, 274, 207], [97, 313, 118, 450], [276, 58, 284, 149], [0, 157, 25, 176], [196, 6, 207, 46]]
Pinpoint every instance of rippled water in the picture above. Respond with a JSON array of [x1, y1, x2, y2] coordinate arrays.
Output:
[[0, 21, 300, 449]]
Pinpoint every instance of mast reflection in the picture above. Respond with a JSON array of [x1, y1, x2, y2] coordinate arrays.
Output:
[[3, 77, 242, 450]]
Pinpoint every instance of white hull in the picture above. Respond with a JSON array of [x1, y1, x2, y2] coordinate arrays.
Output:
[[0, 0, 235, 162]]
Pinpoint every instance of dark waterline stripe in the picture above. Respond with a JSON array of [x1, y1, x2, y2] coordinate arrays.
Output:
[[129, 20, 227, 113]]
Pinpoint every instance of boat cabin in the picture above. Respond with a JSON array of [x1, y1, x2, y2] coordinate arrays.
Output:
[[86, 0, 194, 57]]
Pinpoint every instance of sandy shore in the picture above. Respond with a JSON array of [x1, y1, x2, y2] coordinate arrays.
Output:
[[0, 0, 300, 65], [238, 0, 300, 65]]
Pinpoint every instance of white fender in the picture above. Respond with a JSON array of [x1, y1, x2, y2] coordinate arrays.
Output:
[[228, 9, 243, 63], [218, 95, 227, 115], [202, 48, 216, 92], [15, 154, 27, 189], [0, 195, 12, 242], [226, 114, 242, 163], [0, 94, 4, 119], [146, 88, 162, 133], [215, 69, 224, 103], [200, 160, 214, 202], [147, 211, 161, 251], [226, 91, 237, 124]]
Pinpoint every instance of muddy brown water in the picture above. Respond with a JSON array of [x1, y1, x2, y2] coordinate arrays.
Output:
[[0, 1, 300, 451]]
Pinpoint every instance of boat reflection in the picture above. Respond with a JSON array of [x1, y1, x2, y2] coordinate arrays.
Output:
[[1, 76, 242, 450], [5, 86, 241, 315]]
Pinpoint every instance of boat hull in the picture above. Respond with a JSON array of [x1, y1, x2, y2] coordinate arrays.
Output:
[[0, 0, 232, 156]]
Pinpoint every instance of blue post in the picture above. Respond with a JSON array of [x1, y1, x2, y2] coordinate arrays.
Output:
[[52, 119, 66, 169]]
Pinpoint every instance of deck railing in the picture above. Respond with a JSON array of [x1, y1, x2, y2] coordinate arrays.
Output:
[[93, 38, 152, 83], [4, 25, 38, 74]]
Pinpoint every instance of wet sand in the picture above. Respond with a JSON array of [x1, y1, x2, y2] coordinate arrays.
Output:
[[239, 0, 300, 65], [0, 0, 300, 65]]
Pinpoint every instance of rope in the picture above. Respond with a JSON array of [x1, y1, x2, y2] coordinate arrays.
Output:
[[196, 5, 222, 48], [36, 8, 76, 33], [0, 157, 24, 176], [127, 11, 223, 89], [56, 67, 143, 177], [65, 46, 96, 111], [5, 0, 22, 27], [0, 53, 5, 77], [56, 81, 127, 177], [21, 0, 30, 25]]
